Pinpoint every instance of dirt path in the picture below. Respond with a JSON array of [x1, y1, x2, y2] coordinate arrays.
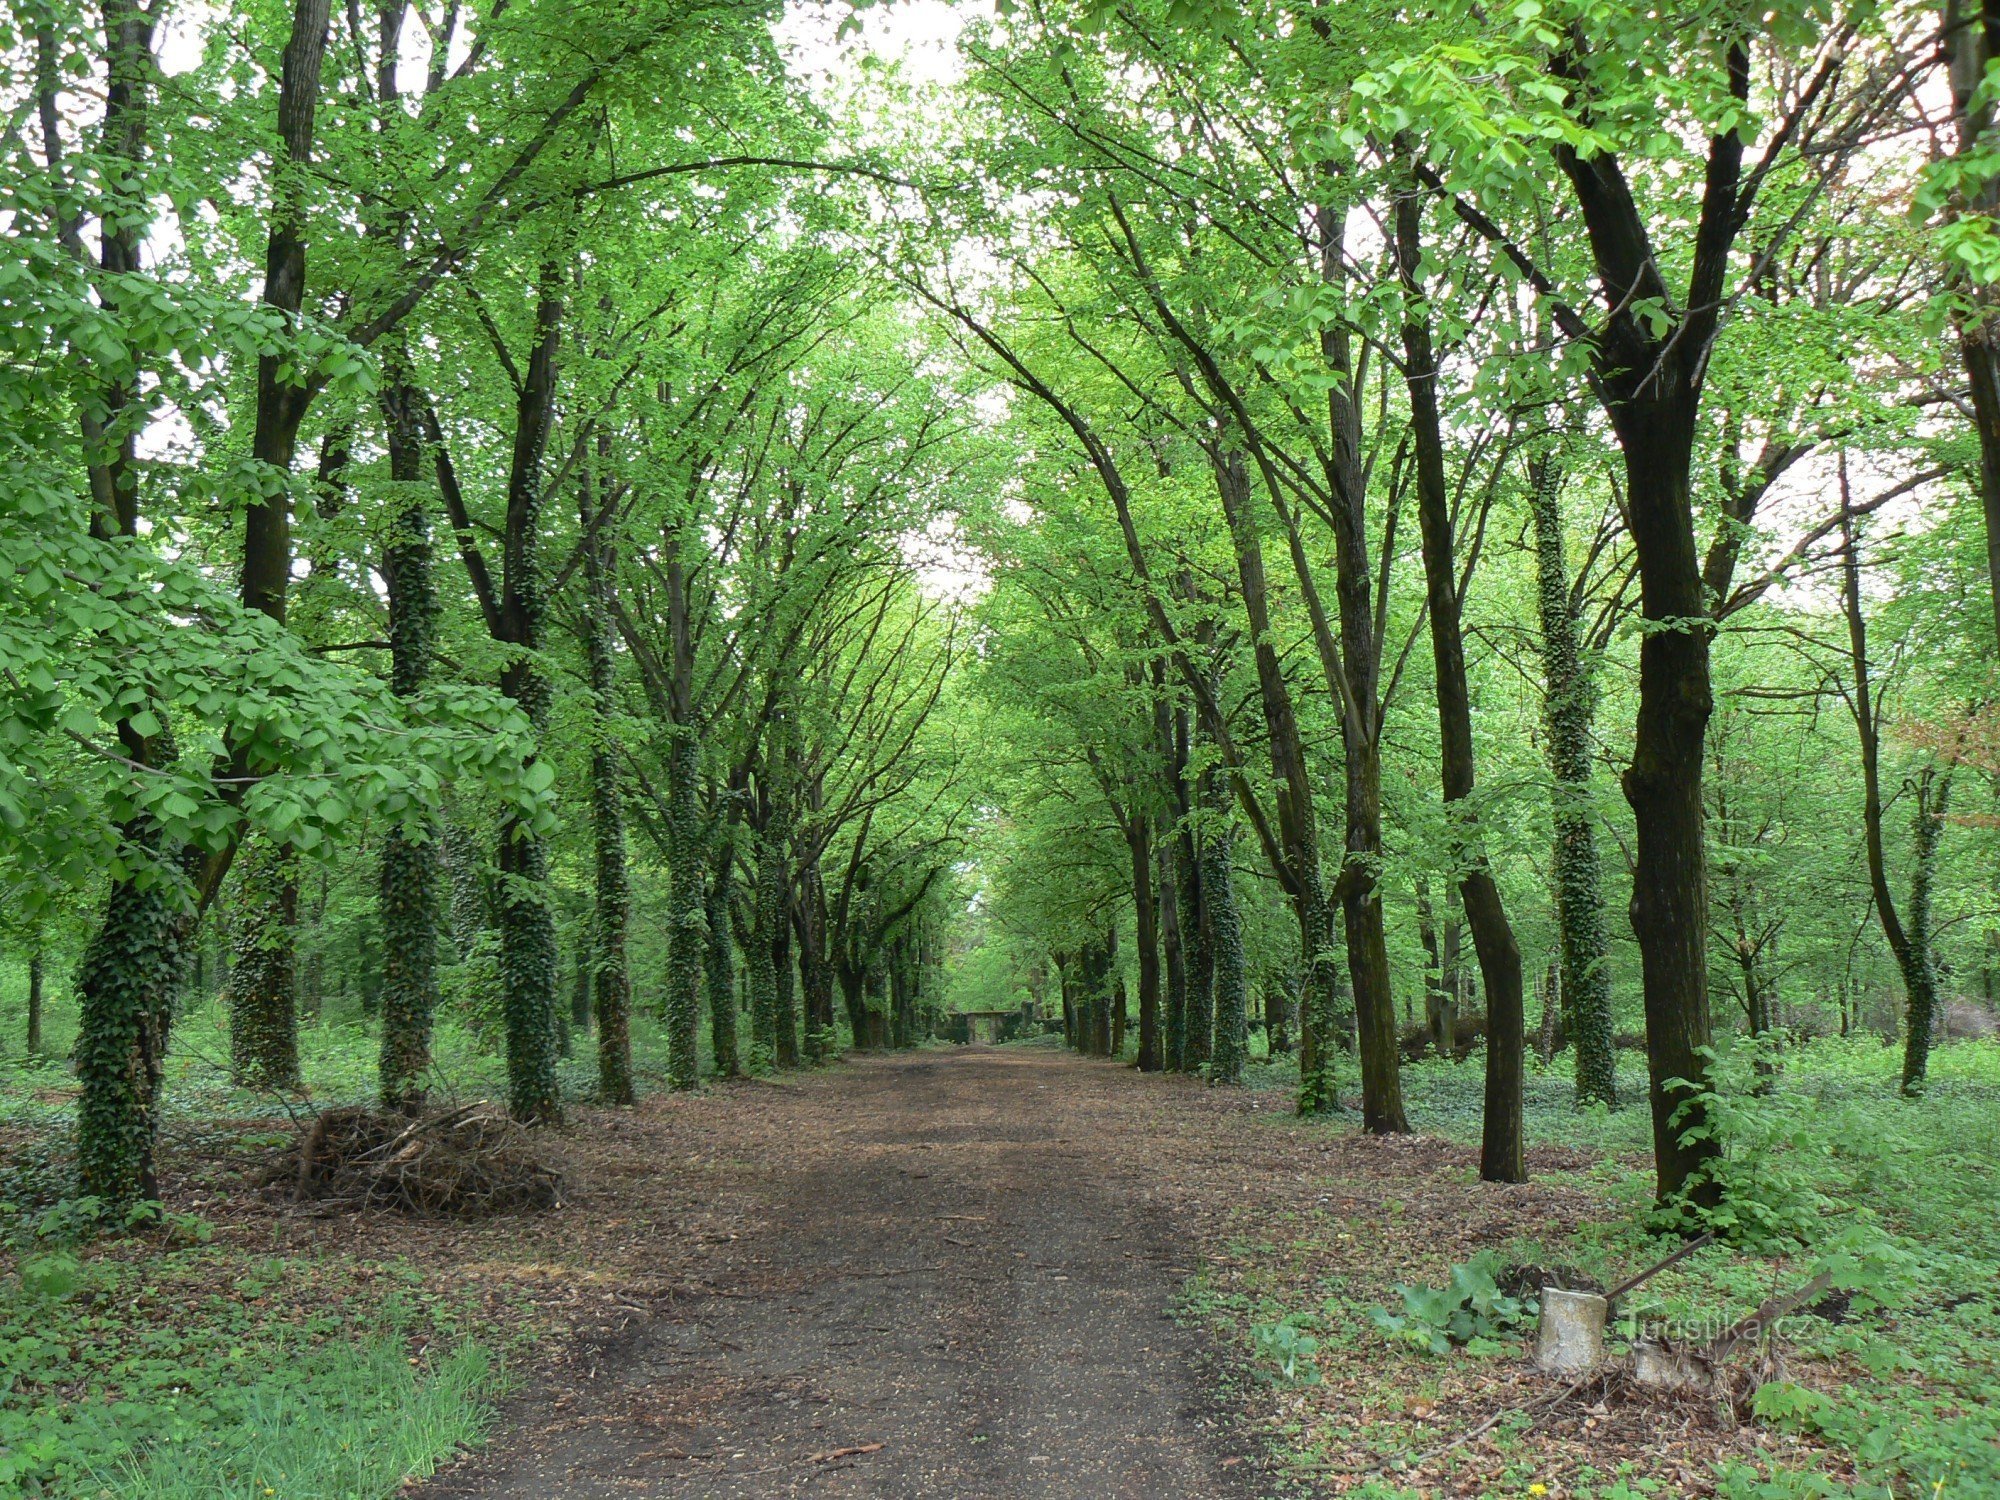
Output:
[[424, 1048, 1266, 1499]]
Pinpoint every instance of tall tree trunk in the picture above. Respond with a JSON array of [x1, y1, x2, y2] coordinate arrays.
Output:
[[1901, 770, 1951, 1092], [578, 462, 632, 1102], [1158, 834, 1187, 1072], [774, 906, 799, 1069], [746, 812, 784, 1071], [1155, 680, 1189, 1071], [1943, 0, 2000, 657], [1316, 203, 1409, 1136], [571, 938, 593, 1033], [1843, 487, 1952, 1095], [1208, 444, 1342, 1113], [1526, 444, 1617, 1106], [1182, 841, 1213, 1069], [1415, 879, 1457, 1058], [1204, 781, 1248, 1084], [229, 840, 301, 1089], [1617, 412, 1718, 1203], [838, 963, 869, 1049], [705, 836, 741, 1078], [1128, 815, 1162, 1071], [796, 867, 837, 1062], [377, 377, 440, 1113], [662, 729, 704, 1090], [496, 264, 566, 1126], [1262, 967, 1293, 1055], [226, 0, 334, 1086], [1395, 184, 1525, 1181]]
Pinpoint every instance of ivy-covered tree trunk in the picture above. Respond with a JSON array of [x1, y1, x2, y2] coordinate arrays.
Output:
[[575, 465, 633, 1102], [1527, 445, 1617, 1108], [219, 0, 335, 1090], [662, 728, 703, 1091], [1158, 833, 1187, 1073], [705, 837, 741, 1079], [377, 378, 440, 1113], [746, 820, 783, 1072], [1126, 814, 1162, 1071], [570, 937, 593, 1034], [1082, 930, 1116, 1056], [774, 907, 799, 1069], [1156, 690, 1188, 1071], [1181, 766, 1213, 1071], [229, 842, 302, 1090], [1295, 871, 1340, 1114], [796, 869, 837, 1062], [75, 830, 184, 1204], [495, 265, 566, 1127], [1204, 788, 1247, 1085], [1899, 769, 1951, 1093]]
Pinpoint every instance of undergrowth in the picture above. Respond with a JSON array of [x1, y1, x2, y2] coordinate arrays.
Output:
[[1225, 1036, 2000, 1499]]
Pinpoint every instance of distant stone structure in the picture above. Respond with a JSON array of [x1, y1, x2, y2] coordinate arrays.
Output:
[[950, 1001, 1039, 1045]]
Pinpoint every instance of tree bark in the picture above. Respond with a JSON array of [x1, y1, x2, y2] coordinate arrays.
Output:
[[1842, 486, 1951, 1095], [1305, 203, 1409, 1135], [496, 263, 566, 1126], [705, 834, 742, 1078], [377, 375, 440, 1113], [580, 466, 634, 1103], [1527, 444, 1617, 1107], [1943, 0, 2000, 656], [225, 0, 334, 1086], [747, 801, 786, 1070], [1158, 831, 1187, 1071], [1208, 443, 1342, 1113], [1156, 669, 1191, 1071], [1204, 776, 1248, 1084], [1394, 182, 1525, 1181], [1181, 757, 1215, 1073], [1127, 814, 1162, 1071], [1548, 68, 1744, 1205]]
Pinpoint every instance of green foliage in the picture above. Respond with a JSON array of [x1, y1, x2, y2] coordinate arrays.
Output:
[[1248, 1318, 1323, 1387], [1664, 1041, 1848, 1251], [1367, 1253, 1539, 1357]]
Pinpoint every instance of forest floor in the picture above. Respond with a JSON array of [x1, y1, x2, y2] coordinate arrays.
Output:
[[422, 1046, 1266, 1500], [3, 1033, 1995, 1498]]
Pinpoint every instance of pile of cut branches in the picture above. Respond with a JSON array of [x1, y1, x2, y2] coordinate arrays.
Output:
[[294, 1102, 562, 1216]]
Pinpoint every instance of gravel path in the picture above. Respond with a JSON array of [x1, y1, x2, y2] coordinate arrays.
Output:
[[422, 1048, 1264, 1499]]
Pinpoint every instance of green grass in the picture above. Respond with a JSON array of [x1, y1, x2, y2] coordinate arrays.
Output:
[[0, 967, 568, 1499], [93, 1335, 499, 1500], [0, 1232, 509, 1498]]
